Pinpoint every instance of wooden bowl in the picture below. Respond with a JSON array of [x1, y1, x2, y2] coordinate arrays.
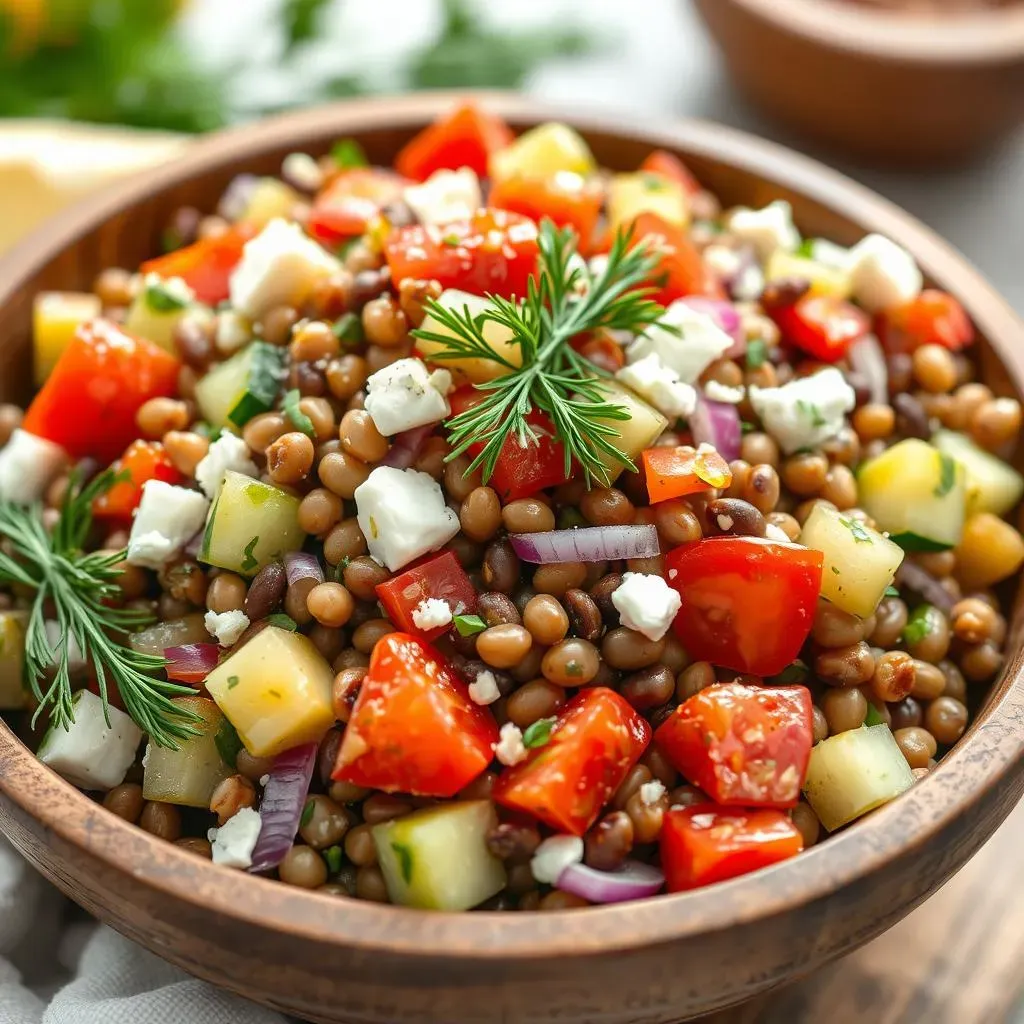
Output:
[[691, 0, 1024, 165], [0, 92, 1023, 1024]]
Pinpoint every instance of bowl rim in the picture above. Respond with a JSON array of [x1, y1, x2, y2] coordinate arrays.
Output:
[[724, 0, 1024, 62], [1, 90, 1023, 960]]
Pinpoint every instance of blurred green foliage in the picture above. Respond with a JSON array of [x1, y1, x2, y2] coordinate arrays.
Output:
[[0, 0, 595, 132]]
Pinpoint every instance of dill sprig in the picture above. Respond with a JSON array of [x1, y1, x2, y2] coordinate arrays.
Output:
[[0, 469, 200, 748], [412, 219, 670, 487]]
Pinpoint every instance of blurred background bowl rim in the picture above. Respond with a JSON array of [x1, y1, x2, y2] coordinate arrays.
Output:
[[1, 90, 1023, 960]]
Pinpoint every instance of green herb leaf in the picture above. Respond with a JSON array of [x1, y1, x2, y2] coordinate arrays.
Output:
[[770, 659, 809, 685], [796, 238, 816, 259], [884, 585, 900, 598], [241, 536, 260, 573], [746, 338, 767, 369], [796, 398, 827, 429], [453, 614, 487, 637], [934, 452, 957, 498], [442, 233, 462, 247], [331, 138, 367, 169], [902, 605, 934, 645], [557, 507, 588, 530], [266, 613, 298, 632], [300, 798, 316, 828], [282, 388, 316, 437], [864, 703, 886, 728], [331, 312, 364, 346], [227, 674, 240, 690], [740, 420, 756, 435], [831, 565, 841, 575], [839, 516, 873, 544], [323, 844, 343, 875], [214, 718, 243, 769], [640, 172, 668, 192], [391, 840, 415, 884], [144, 281, 189, 313], [522, 716, 556, 749]]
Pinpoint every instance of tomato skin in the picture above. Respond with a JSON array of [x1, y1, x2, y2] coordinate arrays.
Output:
[[643, 445, 732, 503], [395, 103, 514, 182], [489, 175, 602, 253], [877, 289, 974, 353], [307, 168, 409, 245], [140, 226, 252, 305], [93, 440, 180, 520], [572, 332, 626, 374], [632, 212, 725, 306], [22, 319, 181, 464], [492, 688, 651, 836], [333, 633, 498, 798], [385, 209, 540, 300], [655, 683, 813, 808], [639, 150, 701, 197], [661, 805, 803, 891], [375, 551, 477, 641], [664, 538, 823, 677], [770, 295, 871, 362]]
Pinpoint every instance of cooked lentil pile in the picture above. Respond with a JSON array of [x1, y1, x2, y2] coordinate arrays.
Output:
[[1, 102, 1021, 910]]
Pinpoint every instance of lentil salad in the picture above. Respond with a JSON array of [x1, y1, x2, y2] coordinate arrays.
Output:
[[1, 103, 1021, 911]]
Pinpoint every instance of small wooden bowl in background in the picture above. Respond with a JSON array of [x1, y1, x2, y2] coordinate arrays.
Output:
[[0, 93, 1023, 1024], [691, 0, 1024, 165]]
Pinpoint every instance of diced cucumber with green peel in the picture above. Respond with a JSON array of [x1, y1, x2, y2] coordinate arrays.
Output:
[[857, 438, 966, 551], [199, 471, 305, 577], [194, 341, 286, 429], [142, 696, 233, 807], [803, 724, 915, 832], [933, 429, 1024, 518], [124, 283, 205, 353], [372, 800, 507, 911], [0, 611, 27, 709]]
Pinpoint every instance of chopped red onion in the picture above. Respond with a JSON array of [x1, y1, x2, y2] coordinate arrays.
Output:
[[217, 174, 258, 222], [249, 742, 318, 873], [381, 424, 434, 469], [848, 335, 888, 406], [557, 859, 665, 904], [680, 297, 745, 358], [690, 396, 741, 463], [284, 551, 324, 588], [164, 643, 220, 684], [895, 560, 954, 615], [509, 525, 659, 564]]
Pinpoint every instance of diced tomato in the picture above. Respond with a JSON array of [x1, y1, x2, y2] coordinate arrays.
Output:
[[655, 683, 813, 808], [333, 633, 498, 798], [395, 103, 514, 182], [489, 174, 603, 253], [877, 289, 975, 353], [449, 388, 571, 500], [643, 445, 732, 504], [660, 805, 803, 891], [307, 168, 409, 246], [639, 150, 701, 197], [769, 294, 871, 363], [492, 688, 650, 836], [22, 319, 181, 464], [375, 551, 477, 641], [140, 225, 253, 306], [385, 209, 540, 301], [631, 212, 726, 306], [664, 537, 823, 677], [93, 440, 180, 520], [572, 332, 626, 374]]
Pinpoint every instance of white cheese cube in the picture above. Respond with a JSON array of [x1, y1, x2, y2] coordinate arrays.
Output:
[[411, 598, 453, 632], [616, 354, 697, 419], [126, 481, 210, 570], [44, 620, 87, 674], [703, 381, 744, 404], [530, 834, 584, 884], [627, 301, 733, 384], [640, 780, 666, 806], [493, 722, 528, 767], [726, 200, 800, 259], [749, 367, 856, 455], [363, 358, 451, 437], [354, 466, 460, 571], [810, 238, 853, 272], [195, 432, 258, 499], [402, 167, 482, 226], [468, 669, 501, 706], [0, 429, 67, 505], [208, 806, 262, 869], [848, 234, 923, 312], [228, 218, 340, 319], [610, 572, 681, 642], [204, 609, 250, 647], [37, 689, 142, 791]]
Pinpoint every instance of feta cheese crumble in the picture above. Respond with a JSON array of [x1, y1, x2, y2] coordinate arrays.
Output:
[[354, 466, 460, 571], [126, 481, 210, 570], [704, 380, 744, 404], [205, 609, 250, 647], [0, 429, 67, 505], [402, 167, 482, 226], [639, 780, 666, 806], [611, 572, 682, 642], [195, 432, 258, 499], [627, 300, 733, 384], [616, 353, 697, 419], [847, 234, 923, 313], [363, 357, 451, 437], [493, 722, 528, 766], [530, 834, 584, 885], [411, 597, 453, 632], [208, 806, 262, 869], [282, 151, 323, 192], [468, 669, 501, 706], [748, 367, 856, 455], [726, 200, 800, 259], [765, 523, 793, 544]]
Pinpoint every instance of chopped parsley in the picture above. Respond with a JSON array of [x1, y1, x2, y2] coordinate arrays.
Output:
[[771, 659, 809, 685], [934, 452, 957, 498], [323, 845, 343, 875], [266, 613, 298, 631], [282, 388, 316, 437], [391, 841, 415, 884], [144, 281, 189, 313], [214, 718, 243, 769], [740, 420, 756, 435], [331, 138, 367, 169], [522, 717, 556, 749], [864, 703, 886, 727], [839, 516, 873, 544], [796, 238, 816, 259], [902, 605, 934, 645], [831, 565, 841, 575], [796, 399, 827, 428], [227, 674, 240, 689], [557, 507, 588, 530], [442, 232, 462, 247], [640, 172, 669, 192], [884, 585, 900, 598], [564, 660, 583, 677], [268, 688, 283, 699], [300, 799, 316, 828], [332, 312, 364, 346], [241, 536, 260, 573], [746, 338, 767, 369], [453, 614, 487, 637]]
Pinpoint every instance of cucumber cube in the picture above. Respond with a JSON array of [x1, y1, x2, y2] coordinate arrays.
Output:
[[933, 429, 1024, 518], [0, 611, 27, 709], [194, 341, 286, 429]]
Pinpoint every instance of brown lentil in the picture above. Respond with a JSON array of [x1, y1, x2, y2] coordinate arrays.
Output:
[[820, 687, 868, 734], [653, 498, 703, 546], [938, 659, 968, 702], [780, 453, 828, 497], [284, 577, 318, 625], [870, 651, 916, 703], [744, 463, 781, 514], [971, 397, 1022, 450], [740, 431, 780, 468], [925, 696, 969, 746], [242, 411, 289, 453], [279, 845, 329, 889], [297, 488, 343, 536], [362, 793, 413, 826], [812, 705, 829, 744], [541, 638, 601, 686], [791, 802, 821, 848], [584, 812, 634, 871], [815, 642, 875, 687], [266, 431, 315, 485], [852, 403, 895, 442], [621, 664, 675, 710], [206, 572, 248, 614], [812, 600, 866, 648], [339, 409, 388, 463], [343, 824, 377, 867], [324, 518, 367, 565], [175, 837, 213, 858], [476, 624, 533, 669], [307, 582, 355, 628], [870, 598, 909, 649], [612, 764, 653, 811], [502, 498, 555, 534], [102, 783, 144, 823], [539, 890, 589, 911], [625, 786, 668, 843], [236, 749, 275, 783], [460, 486, 502, 542], [707, 497, 766, 538], [477, 592, 521, 628], [580, 487, 634, 526], [602, 627, 666, 671], [894, 727, 937, 769], [889, 696, 923, 731], [319, 450, 372, 498], [676, 660, 715, 701], [325, 354, 369, 401], [960, 641, 1003, 682], [522, 594, 569, 646], [136, 397, 189, 439], [532, 561, 587, 598], [486, 822, 541, 863], [139, 802, 181, 842], [361, 294, 408, 347], [163, 431, 209, 477], [949, 597, 1001, 644]]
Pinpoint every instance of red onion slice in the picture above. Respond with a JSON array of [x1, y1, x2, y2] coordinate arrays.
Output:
[[284, 551, 324, 587], [895, 560, 954, 615], [557, 859, 665, 904], [509, 525, 659, 564], [848, 334, 888, 406], [249, 742, 318, 874], [690, 396, 741, 463], [382, 424, 434, 469], [164, 643, 220, 684], [680, 297, 745, 358]]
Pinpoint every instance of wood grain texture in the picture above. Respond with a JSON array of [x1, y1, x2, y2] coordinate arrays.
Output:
[[0, 92, 1023, 1024]]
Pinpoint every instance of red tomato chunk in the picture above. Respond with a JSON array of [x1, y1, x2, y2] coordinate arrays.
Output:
[[770, 295, 871, 363], [333, 633, 498, 798], [877, 289, 974, 353], [655, 683, 813, 808], [141, 225, 252, 306], [375, 551, 476, 641], [93, 440, 180, 521], [489, 175, 603, 253], [395, 102, 514, 182], [492, 688, 650, 836], [307, 168, 409, 245]]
